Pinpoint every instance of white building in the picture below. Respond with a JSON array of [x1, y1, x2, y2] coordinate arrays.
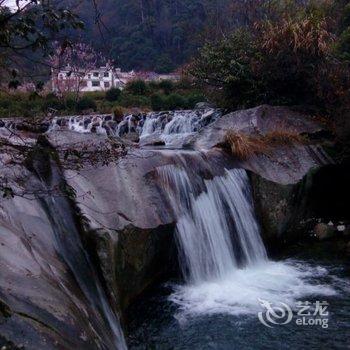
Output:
[[52, 65, 180, 93], [52, 65, 135, 93]]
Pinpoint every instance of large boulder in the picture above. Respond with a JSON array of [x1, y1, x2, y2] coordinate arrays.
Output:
[[188, 105, 333, 246], [46, 131, 237, 309], [192, 105, 324, 150], [0, 143, 126, 350]]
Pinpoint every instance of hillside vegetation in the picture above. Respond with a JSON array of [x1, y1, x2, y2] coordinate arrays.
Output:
[[71, 0, 280, 72]]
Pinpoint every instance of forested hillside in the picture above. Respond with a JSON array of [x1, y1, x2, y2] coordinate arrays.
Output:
[[72, 0, 278, 72]]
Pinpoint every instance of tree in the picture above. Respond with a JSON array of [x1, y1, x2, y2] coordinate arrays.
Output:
[[106, 87, 121, 101], [126, 79, 148, 95], [49, 42, 107, 99], [0, 0, 84, 89], [188, 1, 350, 113]]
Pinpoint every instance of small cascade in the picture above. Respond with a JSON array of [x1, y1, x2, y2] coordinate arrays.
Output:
[[46, 108, 221, 146], [140, 109, 221, 146], [159, 165, 267, 284], [49, 114, 113, 135]]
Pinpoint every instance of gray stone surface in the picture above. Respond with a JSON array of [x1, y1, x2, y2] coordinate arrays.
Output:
[[0, 105, 335, 348]]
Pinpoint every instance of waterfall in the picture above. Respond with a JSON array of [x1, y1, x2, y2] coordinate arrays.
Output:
[[158, 163, 337, 319], [159, 165, 267, 284]]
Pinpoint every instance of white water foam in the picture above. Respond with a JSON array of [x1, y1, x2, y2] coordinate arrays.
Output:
[[169, 260, 337, 319], [158, 164, 342, 320]]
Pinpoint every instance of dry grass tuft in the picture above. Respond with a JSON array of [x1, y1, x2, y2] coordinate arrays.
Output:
[[223, 130, 267, 160], [223, 129, 307, 160], [263, 130, 306, 146]]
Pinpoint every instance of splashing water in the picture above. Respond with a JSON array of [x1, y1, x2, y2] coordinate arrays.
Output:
[[158, 165, 339, 318]]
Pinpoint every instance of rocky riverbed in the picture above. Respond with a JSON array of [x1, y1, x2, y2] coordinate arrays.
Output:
[[0, 105, 349, 349]]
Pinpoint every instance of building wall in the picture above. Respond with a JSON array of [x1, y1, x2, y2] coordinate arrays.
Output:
[[52, 67, 181, 93]]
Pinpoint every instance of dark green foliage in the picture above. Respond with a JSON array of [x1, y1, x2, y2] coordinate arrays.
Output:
[[106, 88, 122, 102], [151, 94, 165, 111], [189, 2, 350, 114], [42, 97, 65, 111], [0, 0, 84, 86], [118, 93, 150, 108], [126, 80, 148, 95], [155, 55, 176, 74], [187, 92, 206, 107], [164, 94, 186, 110], [158, 80, 174, 95], [70, 0, 262, 72], [76, 96, 97, 112], [0, 79, 206, 117]]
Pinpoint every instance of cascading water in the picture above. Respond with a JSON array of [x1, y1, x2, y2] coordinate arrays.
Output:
[[140, 109, 220, 146], [159, 166, 267, 284], [45, 108, 221, 147], [158, 162, 338, 318]]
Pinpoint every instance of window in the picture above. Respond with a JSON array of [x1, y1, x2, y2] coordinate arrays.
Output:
[[104, 72, 109, 78], [93, 72, 99, 77], [92, 81, 100, 87], [104, 82, 110, 88], [88, 74, 91, 79]]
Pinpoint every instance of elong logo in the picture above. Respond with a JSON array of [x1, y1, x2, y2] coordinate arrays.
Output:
[[258, 299, 329, 329]]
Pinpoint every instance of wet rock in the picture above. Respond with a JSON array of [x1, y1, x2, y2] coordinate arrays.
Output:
[[122, 132, 140, 143], [250, 173, 298, 245], [195, 102, 215, 110], [107, 121, 118, 132], [153, 140, 166, 146], [0, 144, 125, 349], [193, 105, 325, 150], [83, 118, 91, 127], [113, 113, 124, 123], [87, 224, 176, 310], [118, 123, 128, 136], [314, 223, 336, 241]]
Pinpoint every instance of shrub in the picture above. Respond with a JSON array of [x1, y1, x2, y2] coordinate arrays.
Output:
[[223, 131, 266, 160], [76, 96, 97, 112], [85, 91, 106, 101], [164, 93, 186, 110], [42, 97, 65, 111], [106, 88, 121, 102], [119, 92, 150, 108], [158, 80, 174, 94], [188, 3, 350, 114], [126, 80, 148, 95], [113, 106, 125, 120], [151, 93, 166, 111], [187, 92, 206, 108]]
